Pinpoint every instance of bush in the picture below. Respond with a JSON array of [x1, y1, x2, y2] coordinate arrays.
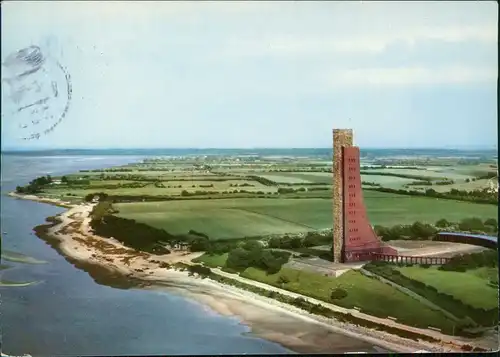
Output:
[[435, 218, 451, 228], [242, 240, 263, 251], [188, 236, 210, 252], [303, 232, 332, 247], [458, 217, 485, 232], [226, 247, 253, 270], [330, 288, 348, 300], [187, 264, 212, 277], [409, 221, 437, 239]]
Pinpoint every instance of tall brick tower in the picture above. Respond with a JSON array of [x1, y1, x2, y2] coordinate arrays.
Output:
[[332, 129, 353, 263], [332, 129, 397, 263]]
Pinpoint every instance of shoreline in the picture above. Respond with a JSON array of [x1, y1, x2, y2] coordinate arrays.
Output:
[[6, 192, 470, 353]]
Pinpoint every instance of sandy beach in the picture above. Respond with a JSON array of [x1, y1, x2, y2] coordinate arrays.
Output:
[[8, 192, 474, 353]]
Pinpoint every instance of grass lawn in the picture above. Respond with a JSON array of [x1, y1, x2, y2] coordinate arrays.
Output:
[[192, 253, 228, 268], [396, 266, 498, 309], [113, 192, 497, 239], [240, 267, 456, 331]]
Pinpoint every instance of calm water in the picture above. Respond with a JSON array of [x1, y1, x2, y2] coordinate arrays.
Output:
[[0, 154, 295, 356]]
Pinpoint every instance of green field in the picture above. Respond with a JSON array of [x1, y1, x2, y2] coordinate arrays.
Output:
[[240, 267, 456, 330], [114, 191, 497, 239], [396, 266, 498, 309], [193, 253, 228, 267]]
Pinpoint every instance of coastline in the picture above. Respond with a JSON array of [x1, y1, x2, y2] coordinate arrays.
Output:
[[7, 192, 465, 353]]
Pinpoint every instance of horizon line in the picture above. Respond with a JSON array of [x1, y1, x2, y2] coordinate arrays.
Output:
[[2, 146, 497, 152]]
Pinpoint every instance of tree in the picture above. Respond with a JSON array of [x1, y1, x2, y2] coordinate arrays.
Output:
[[226, 247, 252, 270], [289, 236, 303, 248], [330, 288, 348, 300], [436, 218, 451, 228], [425, 188, 437, 196], [484, 218, 498, 230], [267, 237, 282, 249], [188, 236, 210, 252], [242, 240, 263, 252], [374, 225, 390, 240], [409, 221, 436, 240], [458, 217, 485, 232]]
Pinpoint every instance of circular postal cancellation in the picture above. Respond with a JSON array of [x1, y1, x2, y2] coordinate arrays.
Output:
[[1, 45, 72, 141]]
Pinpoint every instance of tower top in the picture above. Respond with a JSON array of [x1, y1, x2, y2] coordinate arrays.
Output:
[[332, 129, 354, 148], [332, 129, 353, 134]]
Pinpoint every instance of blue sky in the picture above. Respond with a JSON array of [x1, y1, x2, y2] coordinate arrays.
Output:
[[1, 1, 498, 149]]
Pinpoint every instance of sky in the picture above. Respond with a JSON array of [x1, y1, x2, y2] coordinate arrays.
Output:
[[1, 1, 498, 149]]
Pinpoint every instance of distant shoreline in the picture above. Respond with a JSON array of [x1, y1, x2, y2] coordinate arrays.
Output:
[[6, 191, 462, 354]]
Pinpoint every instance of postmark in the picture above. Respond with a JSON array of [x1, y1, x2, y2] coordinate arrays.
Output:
[[1, 45, 72, 140]]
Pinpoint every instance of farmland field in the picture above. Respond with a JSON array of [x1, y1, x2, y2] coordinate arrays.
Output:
[[114, 192, 497, 239]]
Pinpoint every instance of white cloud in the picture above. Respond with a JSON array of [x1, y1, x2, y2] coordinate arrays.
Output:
[[214, 23, 497, 60], [327, 66, 498, 87]]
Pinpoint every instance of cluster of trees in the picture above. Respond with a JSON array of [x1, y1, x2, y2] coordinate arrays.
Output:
[[225, 240, 292, 274], [362, 165, 424, 170], [374, 217, 498, 242], [247, 175, 277, 186], [84, 192, 109, 202], [229, 183, 254, 187], [374, 221, 437, 241], [361, 181, 382, 187], [267, 168, 331, 173], [81, 168, 135, 172], [360, 171, 440, 181], [268, 232, 332, 249], [366, 187, 497, 205], [406, 180, 433, 186], [439, 250, 498, 273], [92, 174, 159, 182], [453, 217, 497, 233], [474, 172, 498, 180], [16, 175, 53, 194], [89, 212, 175, 254], [181, 190, 218, 197]]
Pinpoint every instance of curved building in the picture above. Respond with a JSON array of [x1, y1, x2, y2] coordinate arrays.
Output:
[[434, 232, 498, 249]]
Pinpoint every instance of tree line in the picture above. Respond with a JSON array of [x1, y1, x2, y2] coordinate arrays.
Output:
[[366, 187, 497, 205], [374, 217, 498, 242]]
